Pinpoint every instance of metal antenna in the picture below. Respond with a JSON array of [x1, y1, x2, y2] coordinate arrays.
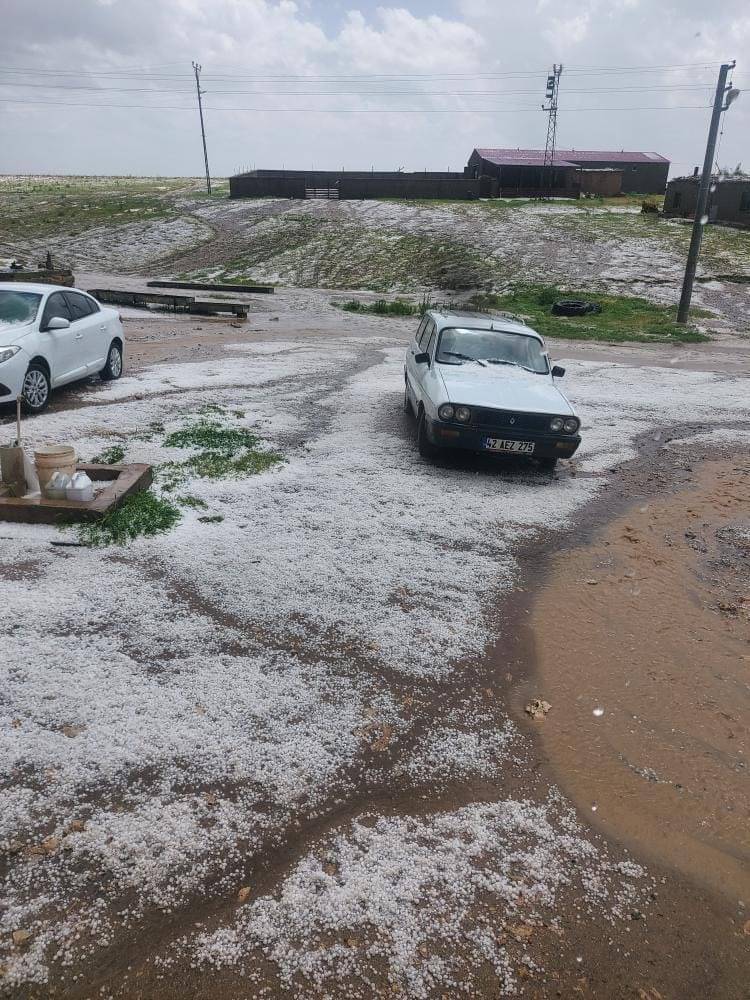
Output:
[[542, 64, 562, 200], [192, 61, 212, 195]]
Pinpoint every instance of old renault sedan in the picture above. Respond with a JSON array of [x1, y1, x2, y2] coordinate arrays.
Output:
[[404, 310, 580, 469]]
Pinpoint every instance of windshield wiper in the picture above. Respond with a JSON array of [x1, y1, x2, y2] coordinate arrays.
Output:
[[485, 358, 536, 373], [441, 351, 486, 367]]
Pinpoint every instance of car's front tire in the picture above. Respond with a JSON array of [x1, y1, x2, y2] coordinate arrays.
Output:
[[417, 408, 438, 459], [21, 364, 51, 414], [403, 380, 412, 416], [100, 341, 123, 381]]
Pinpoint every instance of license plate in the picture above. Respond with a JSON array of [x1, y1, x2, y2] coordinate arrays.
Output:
[[482, 437, 535, 454]]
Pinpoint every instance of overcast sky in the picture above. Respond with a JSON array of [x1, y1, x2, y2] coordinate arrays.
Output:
[[1, 0, 747, 178]]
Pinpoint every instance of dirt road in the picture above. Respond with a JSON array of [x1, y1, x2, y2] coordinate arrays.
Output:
[[1, 291, 749, 999]]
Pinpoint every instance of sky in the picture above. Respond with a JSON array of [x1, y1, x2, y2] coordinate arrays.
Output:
[[0, 0, 747, 178]]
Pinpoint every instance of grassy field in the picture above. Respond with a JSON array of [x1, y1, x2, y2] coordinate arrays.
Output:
[[467, 285, 712, 343]]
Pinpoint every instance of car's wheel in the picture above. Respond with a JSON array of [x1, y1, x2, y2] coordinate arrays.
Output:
[[403, 380, 412, 416], [21, 364, 51, 414], [100, 341, 123, 381], [417, 407, 438, 459], [538, 456, 558, 471]]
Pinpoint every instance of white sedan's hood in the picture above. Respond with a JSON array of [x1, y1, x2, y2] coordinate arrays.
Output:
[[0, 320, 34, 345], [439, 364, 574, 416]]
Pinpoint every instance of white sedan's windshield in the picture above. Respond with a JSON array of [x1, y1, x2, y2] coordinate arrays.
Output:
[[0, 290, 42, 326], [436, 327, 548, 374]]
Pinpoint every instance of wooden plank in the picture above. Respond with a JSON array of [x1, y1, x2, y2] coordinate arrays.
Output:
[[147, 280, 274, 294], [0, 463, 153, 525], [189, 300, 248, 318]]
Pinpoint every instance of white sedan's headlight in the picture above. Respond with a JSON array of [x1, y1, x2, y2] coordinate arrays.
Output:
[[549, 416, 564, 432], [0, 346, 21, 365], [563, 417, 580, 434], [438, 403, 455, 421], [455, 405, 472, 423]]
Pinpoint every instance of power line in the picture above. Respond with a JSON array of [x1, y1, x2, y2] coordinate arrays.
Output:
[[0, 97, 713, 113], [0, 82, 721, 95]]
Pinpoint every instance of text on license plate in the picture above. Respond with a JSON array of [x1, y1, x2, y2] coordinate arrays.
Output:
[[483, 437, 535, 454]]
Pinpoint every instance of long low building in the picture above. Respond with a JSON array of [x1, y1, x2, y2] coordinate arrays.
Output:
[[664, 174, 750, 228], [466, 148, 670, 196], [229, 147, 670, 201], [229, 169, 480, 200]]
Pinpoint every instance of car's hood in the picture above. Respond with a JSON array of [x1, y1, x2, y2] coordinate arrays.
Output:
[[439, 364, 574, 415], [0, 320, 34, 345]]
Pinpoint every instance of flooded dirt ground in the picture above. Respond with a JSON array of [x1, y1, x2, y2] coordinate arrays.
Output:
[[527, 455, 750, 906]]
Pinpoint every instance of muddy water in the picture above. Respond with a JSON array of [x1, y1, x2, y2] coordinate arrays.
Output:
[[531, 458, 750, 902]]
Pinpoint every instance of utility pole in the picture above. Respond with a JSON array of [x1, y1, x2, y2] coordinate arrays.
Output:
[[542, 64, 562, 199], [676, 61, 739, 323], [192, 61, 212, 195]]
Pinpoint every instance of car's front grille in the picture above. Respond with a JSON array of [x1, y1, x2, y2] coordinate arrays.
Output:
[[475, 408, 551, 432]]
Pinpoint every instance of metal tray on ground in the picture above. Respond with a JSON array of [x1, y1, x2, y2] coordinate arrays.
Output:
[[0, 463, 153, 524]]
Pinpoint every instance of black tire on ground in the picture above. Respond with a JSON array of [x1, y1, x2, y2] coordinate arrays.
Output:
[[21, 364, 51, 414], [537, 456, 558, 471], [551, 299, 602, 317], [417, 408, 438, 459], [100, 341, 123, 381]]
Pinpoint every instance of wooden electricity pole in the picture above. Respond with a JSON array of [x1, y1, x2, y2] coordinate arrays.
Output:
[[192, 61, 212, 195]]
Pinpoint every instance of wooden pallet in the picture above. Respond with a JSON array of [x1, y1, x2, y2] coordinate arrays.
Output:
[[0, 269, 74, 287], [0, 463, 153, 525]]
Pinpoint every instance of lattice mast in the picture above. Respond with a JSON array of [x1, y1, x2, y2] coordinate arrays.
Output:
[[542, 64, 563, 199]]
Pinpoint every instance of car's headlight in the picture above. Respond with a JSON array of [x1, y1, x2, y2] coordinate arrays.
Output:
[[563, 417, 580, 434], [549, 416, 564, 432], [438, 403, 455, 421], [0, 346, 21, 365], [455, 405, 471, 423]]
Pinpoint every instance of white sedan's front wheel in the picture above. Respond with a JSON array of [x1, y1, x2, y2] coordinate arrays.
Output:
[[21, 364, 51, 414]]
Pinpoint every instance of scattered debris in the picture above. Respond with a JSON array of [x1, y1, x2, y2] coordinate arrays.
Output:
[[525, 699, 551, 720], [237, 886, 252, 904]]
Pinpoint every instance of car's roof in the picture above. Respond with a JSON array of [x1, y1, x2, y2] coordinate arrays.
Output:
[[0, 282, 77, 295], [428, 309, 543, 342]]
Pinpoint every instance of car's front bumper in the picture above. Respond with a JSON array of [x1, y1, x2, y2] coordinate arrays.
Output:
[[0, 351, 29, 403], [426, 415, 581, 459]]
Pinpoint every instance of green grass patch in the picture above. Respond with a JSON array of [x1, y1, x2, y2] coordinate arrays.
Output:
[[159, 418, 283, 490], [77, 491, 181, 546], [91, 444, 126, 464], [340, 298, 417, 316], [466, 284, 711, 344]]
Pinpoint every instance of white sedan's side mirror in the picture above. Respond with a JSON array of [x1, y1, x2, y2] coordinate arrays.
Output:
[[46, 316, 70, 331]]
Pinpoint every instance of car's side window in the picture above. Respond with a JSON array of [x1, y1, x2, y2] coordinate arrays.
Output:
[[419, 320, 435, 350], [415, 315, 428, 345], [87, 297, 100, 314], [41, 292, 72, 329], [424, 327, 437, 357], [63, 292, 95, 321]]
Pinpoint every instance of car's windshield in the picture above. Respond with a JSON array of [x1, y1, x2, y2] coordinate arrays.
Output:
[[436, 326, 548, 374], [0, 290, 42, 326]]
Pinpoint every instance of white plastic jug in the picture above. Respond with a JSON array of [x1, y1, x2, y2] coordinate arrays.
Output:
[[45, 471, 71, 500], [66, 471, 94, 503]]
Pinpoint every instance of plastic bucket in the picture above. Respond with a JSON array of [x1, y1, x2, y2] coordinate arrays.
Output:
[[35, 446, 77, 498]]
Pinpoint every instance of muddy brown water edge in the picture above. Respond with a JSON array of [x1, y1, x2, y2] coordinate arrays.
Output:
[[490, 423, 750, 996]]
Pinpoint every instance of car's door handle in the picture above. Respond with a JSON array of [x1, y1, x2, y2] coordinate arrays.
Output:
[[100, 324, 106, 331], [75, 333, 84, 340]]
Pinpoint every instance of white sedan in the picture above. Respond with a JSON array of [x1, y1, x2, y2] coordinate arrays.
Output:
[[404, 310, 580, 469], [0, 283, 124, 413]]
